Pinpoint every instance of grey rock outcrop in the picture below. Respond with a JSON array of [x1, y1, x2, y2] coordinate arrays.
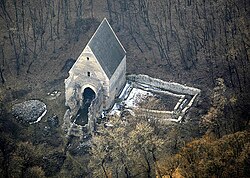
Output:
[[12, 100, 47, 123]]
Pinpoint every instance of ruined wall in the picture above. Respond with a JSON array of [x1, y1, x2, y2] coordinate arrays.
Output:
[[127, 74, 201, 95], [64, 47, 127, 138], [65, 45, 110, 109], [65, 76, 102, 114], [126, 74, 201, 122], [63, 47, 106, 137], [63, 87, 103, 138]]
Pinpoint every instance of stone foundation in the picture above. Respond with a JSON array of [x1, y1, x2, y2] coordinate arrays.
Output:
[[63, 74, 201, 138]]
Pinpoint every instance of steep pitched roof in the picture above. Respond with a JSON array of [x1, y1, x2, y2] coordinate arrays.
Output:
[[88, 18, 126, 79]]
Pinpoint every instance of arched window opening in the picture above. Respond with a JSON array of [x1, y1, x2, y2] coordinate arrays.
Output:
[[87, 72, 90, 77], [87, 57, 89, 60]]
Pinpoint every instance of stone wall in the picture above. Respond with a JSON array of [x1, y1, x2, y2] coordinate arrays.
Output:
[[107, 56, 126, 109], [63, 87, 103, 138], [126, 74, 201, 122], [64, 54, 126, 138], [127, 74, 201, 95], [65, 45, 110, 109]]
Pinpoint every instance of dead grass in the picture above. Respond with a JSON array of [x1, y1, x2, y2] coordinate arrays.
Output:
[[139, 94, 180, 111]]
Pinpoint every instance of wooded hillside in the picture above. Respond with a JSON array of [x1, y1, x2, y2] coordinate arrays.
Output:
[[0, 0, 249, 177]]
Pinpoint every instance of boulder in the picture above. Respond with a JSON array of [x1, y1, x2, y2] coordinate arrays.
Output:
[[12, 100, 47, 123]]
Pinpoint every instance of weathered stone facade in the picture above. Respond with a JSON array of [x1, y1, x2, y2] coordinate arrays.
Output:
[[63, 18, 126, 137]]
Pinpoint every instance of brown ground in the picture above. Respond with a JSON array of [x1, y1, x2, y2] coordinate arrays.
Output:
[[0, 1, 249, 177], [0, 0, 248, 140], [139, 94, 180, 111]]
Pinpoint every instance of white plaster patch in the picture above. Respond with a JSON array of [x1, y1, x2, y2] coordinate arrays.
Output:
[[47, 90, 61, 100], [110, 103, 121, 115], [109, 86, 153, 115], [123, 88, 153, 108]]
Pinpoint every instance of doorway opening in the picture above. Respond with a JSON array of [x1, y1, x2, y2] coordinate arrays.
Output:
[[75, 87, 96, 126]]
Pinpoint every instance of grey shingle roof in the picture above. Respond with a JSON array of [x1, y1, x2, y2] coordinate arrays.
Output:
[[88, 18, 126, 79]]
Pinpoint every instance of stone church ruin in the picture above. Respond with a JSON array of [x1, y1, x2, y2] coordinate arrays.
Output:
[[63, 18, 126, 137], [63, 18, 201, 138]]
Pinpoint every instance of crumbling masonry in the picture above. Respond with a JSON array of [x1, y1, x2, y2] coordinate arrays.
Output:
[[63, 18, 126, 137], [63, 19, 201, 139]]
